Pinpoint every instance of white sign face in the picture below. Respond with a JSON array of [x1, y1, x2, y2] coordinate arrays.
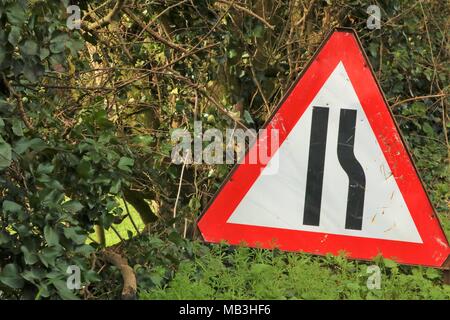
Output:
[[199, 29, 449, 268], [228, 62, 422, 243]]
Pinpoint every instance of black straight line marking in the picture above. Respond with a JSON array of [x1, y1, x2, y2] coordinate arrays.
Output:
[[303, 106, 330, 226], [337, 109, 366, 230]]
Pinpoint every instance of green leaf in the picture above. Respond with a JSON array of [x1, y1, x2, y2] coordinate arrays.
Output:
[[75, 244, 95, 256], [76, 160, 92, 178], [37, 163, 54, 175], [228, 49, 238, 59], [44, 225, 60, 247], [12, 118, 24, 136], [118, 157, 134, 172], [20, 245, 39, 265], [23, 62, 44, 83], [252, 24, 264, 38], [243, 110, 255, 125], [14, 137, 46, 155], [425, 268, 441, 280], [8, 26, 21, 46], [3, 200, 22, 213], [38, 246, 62, 267], [39, 48, 50, 60], [422, 122, 434, 137], [52, 279, 80, 300], [0, 231, 10, 245], [66, 38, 84, 56], [6, 3, 27, 26], [369, 42, 378, 58], [50, 34, 69, 54], [383, 258, 397, 269], [20, 40, 38, 56], [64, 227, 87, 245], [0, 136, 12, 170], [63, 200, 84, 213], [85, 270, 101, 283], [21, 268, 45, 283], [0, 263, 24, 289], [109, 179, 121, 194]]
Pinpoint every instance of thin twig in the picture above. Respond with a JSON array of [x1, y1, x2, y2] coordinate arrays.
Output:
[[124, 8, 189, 54], [173, 153, 188, 228], [122, 196, 141, 236], [2, 75, 33, 130], [110, 225, 124, 242], [134, 0, 189, 40], [390, 93, 447, 109], [249, 59, 270, 117], [84, 0, 126, 30], [215, 0, 275, 30]]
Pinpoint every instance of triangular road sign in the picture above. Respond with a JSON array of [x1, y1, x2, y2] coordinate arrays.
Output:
[[198, 28, 450, 268]]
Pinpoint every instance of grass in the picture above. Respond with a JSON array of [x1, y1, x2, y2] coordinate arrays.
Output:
[[139, 244, 450, 300]]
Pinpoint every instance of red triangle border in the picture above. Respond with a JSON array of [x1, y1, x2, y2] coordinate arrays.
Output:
[[198, 28, 450, 268]]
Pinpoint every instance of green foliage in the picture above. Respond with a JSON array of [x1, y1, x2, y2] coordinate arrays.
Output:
[[0, 1, 133, 299], [141, 244, 450, 300]]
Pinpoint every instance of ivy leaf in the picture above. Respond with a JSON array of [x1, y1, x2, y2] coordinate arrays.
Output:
[[0, 263, 24, 289], [39, 48, 50, 61], [14, 137, 46, 155], [21, 268, 44, 282], [38, 246, 62, 267], [64, 227, 87, 245], [0, 136, 12, 170], [66, 38, 84, 56], [7, 26, 21, 46], [63, 200, 84, 213], [20, 40, 38, 56], [37, 163, 54, 175], [75, 244, 95, 256], [6, 3, 27, 26], [44, 225, 60, 247], [109, 179, 121, 194], [118, 157, 134, 172], [3, 200, 22, 213], [12, 118, 24, 136], [52, 279, 80, 300], [76, 160, 92, 179], [50, 34, 69, 54], [0, 231, 10, 245], [23, 62, 44, 83], [20, 245, 39, 265]]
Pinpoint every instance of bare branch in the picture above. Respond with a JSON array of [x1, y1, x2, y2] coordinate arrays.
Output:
[[84, 0, 126, 31], [2, 75, 33, 130], [215, 0, 275, 30], [123, 8, 189, 55]]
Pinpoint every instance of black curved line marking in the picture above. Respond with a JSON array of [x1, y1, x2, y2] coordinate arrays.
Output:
[[303, 106, 329, 226], [337, 109, 366, 230]]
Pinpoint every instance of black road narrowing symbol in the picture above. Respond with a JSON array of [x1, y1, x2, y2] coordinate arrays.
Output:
[[303, 106, 366, 230]]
